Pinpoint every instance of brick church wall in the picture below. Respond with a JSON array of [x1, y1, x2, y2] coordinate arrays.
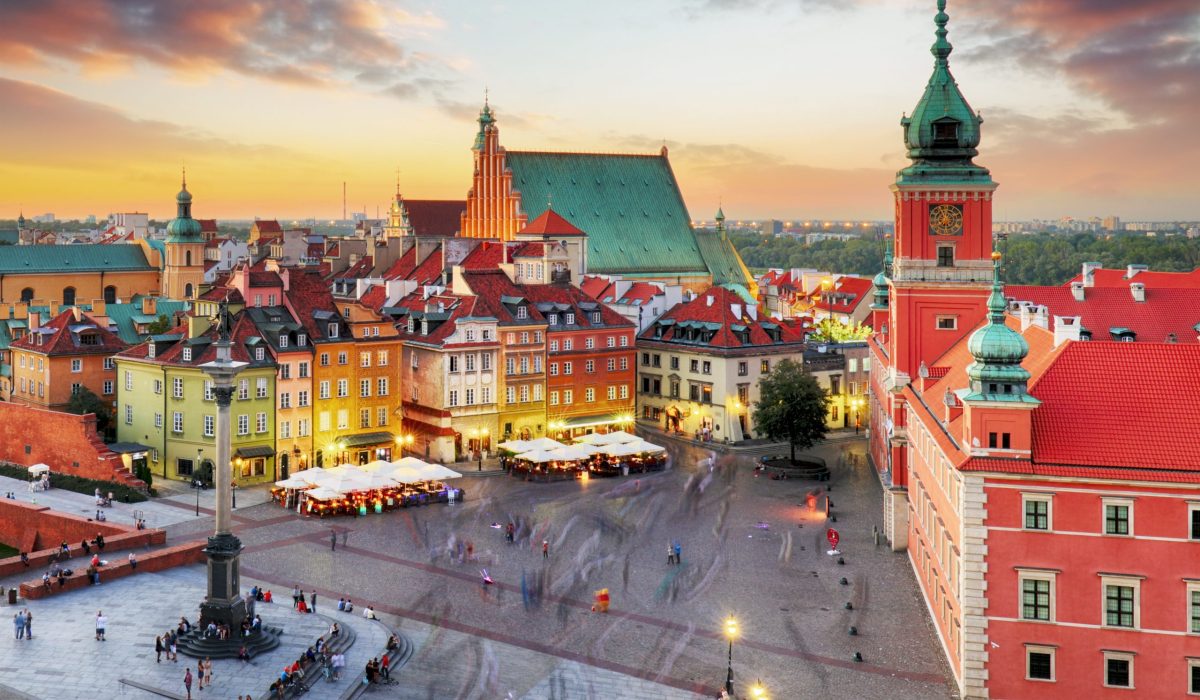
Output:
[[0, 402, 139, 486]]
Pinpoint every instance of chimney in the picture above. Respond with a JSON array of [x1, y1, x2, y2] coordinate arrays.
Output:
[[730, 303, 742, 320], [1070, 281, 1085, 302], [91, 299, 106, 317], [943, 389, 963, 425], [706, 295, 714, 307], [1030, 305, 1048, 330], [49, 301, 59, 317], [1081, 261, 1102, 287], [1125, 264, 1148, 279], [280, 267, 290, 291], [1130, 282, 1145, 302], [142, 297, 157, 316], [29, 311, 40, 330], [1052, 316, 1081, 347], [71, 307, 82, 322]]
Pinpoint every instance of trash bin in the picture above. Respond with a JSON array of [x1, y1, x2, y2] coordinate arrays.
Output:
[[7, 588, 16, 604]]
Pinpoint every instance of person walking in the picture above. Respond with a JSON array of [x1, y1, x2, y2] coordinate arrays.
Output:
[[292, 584, 301, 609], [309, 591, 316, 613], [542, 540, 549, 559], [183, 667, 193, 700], [330, 529, 337, 551], [203, 658, 213, 687], [155, 634, 164, 663], [341, 529, 348, 547], [381, 653, 390, 680], [23, 609, 31, 640], [196, 659, 205, 691], [667, 542, 675, 565], [13, 611, 23, 640], [673, 541, 682, 565], [95, 610, 107, 641], [169, 630, 179, 661]]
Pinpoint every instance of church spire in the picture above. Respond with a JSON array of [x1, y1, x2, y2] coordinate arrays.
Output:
[[474, 90, 496, 151], [932, 0, 952, 64], [964, 251, 1036, 401]]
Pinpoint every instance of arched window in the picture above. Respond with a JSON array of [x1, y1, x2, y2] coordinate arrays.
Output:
[[19, 288, 34, 303], [62, 287, 76, 306], [184, 283, 194, 299], [103, 285, 117, 304], [185, 250, 192, 267]]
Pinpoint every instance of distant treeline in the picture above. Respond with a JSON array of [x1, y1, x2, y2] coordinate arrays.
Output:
[[730, 231, 1200, 286]]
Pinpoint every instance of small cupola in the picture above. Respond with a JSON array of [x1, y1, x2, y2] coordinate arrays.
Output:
[[964, 252, 1037, 401]]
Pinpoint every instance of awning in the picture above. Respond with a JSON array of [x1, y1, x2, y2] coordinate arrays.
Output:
[[335, 431, 396, 448], [234, 445, 276, 459], [107, 442, 153, 455], [560, 414, 625, 429]]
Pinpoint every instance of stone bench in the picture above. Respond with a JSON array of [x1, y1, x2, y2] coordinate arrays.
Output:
[[18, 540, 205, 600], [0, 528, 166, 579]]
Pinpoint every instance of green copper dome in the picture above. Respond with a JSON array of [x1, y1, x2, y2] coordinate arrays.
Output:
[[474, 100, 495, 150], [871, 239, 892, 310], [966, 253, 1036, 400], [896, 1, 992, 186], [165, 171, 202, 242]]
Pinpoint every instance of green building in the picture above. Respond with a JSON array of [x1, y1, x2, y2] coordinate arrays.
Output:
[[115, 312, 277, 484]]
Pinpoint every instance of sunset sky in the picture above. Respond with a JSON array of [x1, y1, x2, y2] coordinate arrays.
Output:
[[1, 0, 1197, 222]]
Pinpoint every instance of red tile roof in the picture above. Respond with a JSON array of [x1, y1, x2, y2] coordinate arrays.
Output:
[[283, 269, 339, 340], [360, 284, 388, 312], [252, 219, 283, 234], [197, 219, 219, 233], [338, 255, 374, 280], [1006, 284, 1200, 343], [12, 310, 128, 355], [248, 271, 283, 288], [1065, 267, 1200, 289], [381, 247, 418, 280], [460, 242, 507, 270], [511, 242, 546, 257], [408, 248, 444, 285], [580, 276, 610, 299], [811, 276, 872, 313], [1028, 342, 1200, 471], [959, 457, 1200, 484], [641, 286, 802, 348], [517, 208, 585, 236], [404, 200, 464, 237]]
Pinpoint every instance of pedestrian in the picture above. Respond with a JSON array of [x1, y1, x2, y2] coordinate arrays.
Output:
[[542, 540, 549, 559], [292, 584, 301, 609], [129, 552, 137, 570], [41, 571, 51, 591], [96, 532, 105, 551], [341, 529, 348, 547], [23, 609, 31, 639], [330, 529, 336, 551], [381, 653, 390, 680], [95, 610, 107, 641], [203, 657, 213, 686], [309, 591, 316, 613], [13, 611, 23, 640], [196, 658, 205, 690], [170, 631, 179, 661], [19, 552, 28, 567], [183, 667, 193, 700], [338, 597, 345, 611], [667, 542, 675, 565], [82, 539, 91, 556], [673, 541, 682, 565], [156, 634, 164, 663]]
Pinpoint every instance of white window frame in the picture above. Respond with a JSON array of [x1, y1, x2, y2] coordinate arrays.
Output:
[[1188, 582, 1200, 635], [71, 358, 82, 373], [1103, 498, 1134, 537], [1025, 644, 1056, 683], [1022, 493, 1053, 531], [1189, 503, 1200, 541], [237, 414, 249, 436], [256, 378, 268, 398], [935, 315, 958, 330], [1188, 657, 1200, 695], [1017, 569, 1056, 622], [1102, 650, 1135, 690], [172, 377, 183, 399], [256, 412, 267, 433], [203, 415, 215, 437], [172, 411, 184, 434], [1101, 575, 1141, 630]]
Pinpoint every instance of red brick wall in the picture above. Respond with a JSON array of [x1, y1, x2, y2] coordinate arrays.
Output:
[[0, 401, 139, 485], [0, 498, 164, 563], [19, 540, 206, 599]]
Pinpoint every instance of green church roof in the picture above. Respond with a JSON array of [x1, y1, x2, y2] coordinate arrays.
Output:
[[165, 172, 203, 242], [0, 244, 154, 274], [104, 297, 192, 343], [896, 0, 992, 186], [505, 151, 711, 276]]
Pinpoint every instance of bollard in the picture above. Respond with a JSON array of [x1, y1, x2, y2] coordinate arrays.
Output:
[[837, 557, 845, 565], [853, 652, 863, 662], [849, 626, 858, 636], [839, 577, 848, 586], [845, 602, 853, 610]]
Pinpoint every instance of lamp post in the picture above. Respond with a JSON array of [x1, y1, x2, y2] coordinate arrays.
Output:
[[724, 616, 738, 695], [748, 680, 768, 699], [194, 448, 203, 516], [475, 427, 488, 471]]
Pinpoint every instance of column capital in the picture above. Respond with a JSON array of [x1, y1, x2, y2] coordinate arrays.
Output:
[[213, 386, 235, 407]]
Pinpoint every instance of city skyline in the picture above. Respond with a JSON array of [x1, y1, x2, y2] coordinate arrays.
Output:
[[1, 0, 1197, 221]]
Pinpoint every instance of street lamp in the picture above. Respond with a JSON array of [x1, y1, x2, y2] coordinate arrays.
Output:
[[851, 398, 864, 434], [748, 680, 768, 699], [475, 427, 488, 471], [194, 448, 204, 516], [723, 616, 738, 695]]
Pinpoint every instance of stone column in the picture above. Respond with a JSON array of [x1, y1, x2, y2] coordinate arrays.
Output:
[[213, 384, 234, 536]]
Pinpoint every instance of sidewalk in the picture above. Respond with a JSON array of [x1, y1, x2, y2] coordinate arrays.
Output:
[[636, 421, 866, 454]]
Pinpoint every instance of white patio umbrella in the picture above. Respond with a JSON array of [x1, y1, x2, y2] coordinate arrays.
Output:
[[573, 433, 606, 445], [497, 439, 530, 453], [601, 430, 639, 444], [415, 463, 463, 480], [357, 472, 400, 490], [599, 442, 642, 457], [391, 456, 432, 470], [514, 448, 560, 463], [293, 469, 328, 485], [548, 444, 595, 462], [383, 464, 428, 484], [316, 473, 372, 493], [27, 463, 50, 475], [325, 464, 366, 477], [304, 486, 343, 501], [625, 439, 666, 454], [360, 460, 393, 473], [274, 476, 312, 489], [522, 437, 567, 451]]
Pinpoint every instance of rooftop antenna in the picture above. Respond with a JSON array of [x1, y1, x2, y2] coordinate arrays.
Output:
[[342, 181, 347, 222]]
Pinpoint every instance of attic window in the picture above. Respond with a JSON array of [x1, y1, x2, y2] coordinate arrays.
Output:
[[182, 348, 192, 362], [328, 323, 339, 338], [279, 335, 289, 348], [516, 306, 528, 320], [148, 344, 156, 359], [590, 311, 602, 324], [932, 119, 959, 147], [297, 334, 306, 346], [255, 347, 265, 361], [548, 313, 558, 325]]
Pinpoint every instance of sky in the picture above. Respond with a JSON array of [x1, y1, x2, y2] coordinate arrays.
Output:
[[0, 0, 1197, 222]]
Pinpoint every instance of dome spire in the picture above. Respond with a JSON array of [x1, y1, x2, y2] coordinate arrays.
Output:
[[932, 0, 952, 65], [965, 249, 1037, 401]]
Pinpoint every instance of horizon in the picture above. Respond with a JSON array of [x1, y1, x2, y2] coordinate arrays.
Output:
[[1, 1, 1197, 221]]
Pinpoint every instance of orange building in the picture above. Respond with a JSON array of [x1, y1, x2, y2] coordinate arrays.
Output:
[[10, 308, 127, 411]]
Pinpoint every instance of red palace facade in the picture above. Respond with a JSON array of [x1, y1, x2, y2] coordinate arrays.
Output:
[[867, 3, 1200, 698]]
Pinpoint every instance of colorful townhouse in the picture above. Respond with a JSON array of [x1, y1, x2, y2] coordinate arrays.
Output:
[[636, 285, 807, 441], [114, 313, 277, 484], [244, 303, 314, 477], [9, 308, 127, 411]]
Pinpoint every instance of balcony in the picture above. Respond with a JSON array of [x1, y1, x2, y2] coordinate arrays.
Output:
[[550, 270, 571, 284]]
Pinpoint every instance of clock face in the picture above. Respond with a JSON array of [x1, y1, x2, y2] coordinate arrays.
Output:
[[929, 204, 963, 236]]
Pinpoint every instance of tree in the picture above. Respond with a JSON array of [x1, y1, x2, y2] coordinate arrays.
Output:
[[146, 313, 171, 335], [807, 318, 872, 343], [65, 386, 114, 439], [752, 359, 831, 462]]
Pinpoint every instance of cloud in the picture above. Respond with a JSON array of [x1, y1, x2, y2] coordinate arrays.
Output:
[[0, 0, 455, 101]]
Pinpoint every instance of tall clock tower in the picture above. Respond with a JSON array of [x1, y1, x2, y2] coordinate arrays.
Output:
[[870, 0, 996, 549]]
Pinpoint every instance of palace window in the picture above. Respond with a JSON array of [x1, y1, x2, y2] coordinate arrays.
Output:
[[1023, 494, 1052, 531], [1104, 499, 1133, 536], [1104, 652, 1134, 689], [1103, 578, 1139, 629], [1025, 646, 1055, 682], [1019, 573, 1054, 621]]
